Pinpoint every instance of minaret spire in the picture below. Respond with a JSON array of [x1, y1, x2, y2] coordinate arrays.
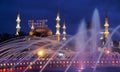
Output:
[[31, 20, 35, 30], [29, 20, 34, 36], [62, 21, 67, 41], [104, 12, 109, 40], [55, 11, 61, 41], [16, 11, 21, 36]]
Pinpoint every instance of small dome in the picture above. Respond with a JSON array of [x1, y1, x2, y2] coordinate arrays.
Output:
[[47, 30, 53, 36], [29, 31, 34, 36]]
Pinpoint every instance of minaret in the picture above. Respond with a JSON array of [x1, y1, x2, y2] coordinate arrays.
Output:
[[31, 20, 35, 30], [16, 11, 21, 36], [104, 13, 109, 40], [62, 21, 67, 41], [55, 11, 61, 41], [29, 20, 34, 36]]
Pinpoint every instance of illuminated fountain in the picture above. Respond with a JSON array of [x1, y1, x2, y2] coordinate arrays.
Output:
[[0, 8, 120, 72]]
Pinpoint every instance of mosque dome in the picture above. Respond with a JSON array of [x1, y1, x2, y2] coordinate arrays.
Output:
[[29, 23, 53, 37]]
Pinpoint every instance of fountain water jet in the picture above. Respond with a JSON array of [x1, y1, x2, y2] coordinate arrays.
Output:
[[65, 19, 87, 72]]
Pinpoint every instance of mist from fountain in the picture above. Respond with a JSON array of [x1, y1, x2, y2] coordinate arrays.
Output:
[[64, 8, 101, 72], [64, 19, 88, 72]]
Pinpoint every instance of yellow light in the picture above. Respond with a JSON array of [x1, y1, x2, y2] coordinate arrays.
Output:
[[29, 66, 32, 69], [37, 50, 44, 57], [3, 68, 6, 72], [106, 50, 110, 54]]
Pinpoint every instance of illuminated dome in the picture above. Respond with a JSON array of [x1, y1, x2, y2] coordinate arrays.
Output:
[[34, 26, 52, 37], [29, 23, 53, 37]]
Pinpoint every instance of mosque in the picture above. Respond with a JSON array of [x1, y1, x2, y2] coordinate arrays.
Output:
[[15, 11, 110, 43], [16, 11, 67, 41], [0, 10, 120, 72]]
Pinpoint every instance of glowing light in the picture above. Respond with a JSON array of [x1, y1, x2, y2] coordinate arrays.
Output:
[[10, 68, 12, 71], [7, 63, 9, 66], [26, 62, 29, 64], [30, 62, 33, 65], [29, 66, 32, 69], [20, 63, 22, 65], [112, 61, 115, 64], [106, 49, 110, 54], [0, 64, 3, 66], [4, 63, 6, 66], [40, 66, 42, 68], [80, 65, 84, 70], [20, 67, 22, 70], [3, 68, 6, 72], [66, 61, 69, 63], [37, 49, 44, 57], [101, 61, 103, 64], [23, 62, 25, 65], [59, 52, 64, 57], [40, 62, 42, 64], [116, 61, 118, 64], [36, 62, 39, 64]]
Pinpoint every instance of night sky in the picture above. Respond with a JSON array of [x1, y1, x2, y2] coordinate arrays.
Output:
[[0, 0, 120, 35]]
